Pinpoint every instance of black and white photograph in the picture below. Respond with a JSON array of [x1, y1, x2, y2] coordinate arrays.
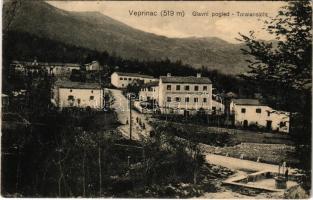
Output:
[[1, 0, 312, 198]]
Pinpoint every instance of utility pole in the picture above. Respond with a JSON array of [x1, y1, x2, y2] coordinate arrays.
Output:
[[98, 143, 102, 197], [128, 93, 132, 140]]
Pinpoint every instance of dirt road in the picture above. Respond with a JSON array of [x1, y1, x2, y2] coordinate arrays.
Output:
[[109, 89, 152, 140]]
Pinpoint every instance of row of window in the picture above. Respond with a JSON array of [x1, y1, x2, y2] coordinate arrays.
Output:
[[69, 89, 94, 93], [120, 77, 135, 81], [167, 85, 208, 91], [241, 108, 268, 115], [68, 95, 94, 100], [141, 87, 155, 92], [167, 97, 207, 103]]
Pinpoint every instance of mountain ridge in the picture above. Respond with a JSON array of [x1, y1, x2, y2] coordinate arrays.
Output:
[[4, 1, 251, 74]]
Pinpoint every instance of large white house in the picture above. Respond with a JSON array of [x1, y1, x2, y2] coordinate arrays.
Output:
[[230, 99, 290, 133], [111, 72, 158, 88], [52, 80, 104, 109], [138, 73, 213, 115], [154, 73, 213, 115]]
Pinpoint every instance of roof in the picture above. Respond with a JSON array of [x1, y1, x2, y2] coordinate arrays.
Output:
[[232, 99, 264, 106], [54, 80, 102, 89], [11, 60, 80, 67], [160, 76, 212, 84], [114, 72, 154, 79], [141, 81, 159, 88]]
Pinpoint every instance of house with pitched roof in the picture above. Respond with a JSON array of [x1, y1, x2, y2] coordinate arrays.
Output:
[[230, 99, 290, 133], [52, 80, 104, 109], [139, 81, 159, 102], [156, 73, 212, 115], [111, 72, 158, 88]]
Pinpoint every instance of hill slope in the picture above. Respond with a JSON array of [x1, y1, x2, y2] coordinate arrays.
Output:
[[4, 1, 249, 74]]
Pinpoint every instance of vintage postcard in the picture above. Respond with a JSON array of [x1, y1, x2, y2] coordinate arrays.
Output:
[[1, 0, 312, 198]]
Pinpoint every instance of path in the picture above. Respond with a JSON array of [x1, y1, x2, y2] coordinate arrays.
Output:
[[109, 89, 152, 140], [200, 143, 296, 174], [109, 88, 297, 174]]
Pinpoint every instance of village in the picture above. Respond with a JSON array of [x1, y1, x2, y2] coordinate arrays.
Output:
[[1, 0, 311, 198], [2, 58, 305, 198]]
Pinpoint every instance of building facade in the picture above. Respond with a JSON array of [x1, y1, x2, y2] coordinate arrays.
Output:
[[85, 61, 101, 71], [157, 73, 212, 115], [52, 80, 104, 109], [111, 72, 158, 88], [139, 81, 159, 102], [230, 99, 290, 133], [11, 60, 80, 78]]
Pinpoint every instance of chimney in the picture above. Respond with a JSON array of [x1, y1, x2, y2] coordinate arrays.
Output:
[[167, 73, 171, 77], [196, 73, 201, 78]]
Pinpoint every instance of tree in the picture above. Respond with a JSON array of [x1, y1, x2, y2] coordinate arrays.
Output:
[[238, 0, 312, 192], [239, 1, 311, 93], [238, 1, 312, 134]]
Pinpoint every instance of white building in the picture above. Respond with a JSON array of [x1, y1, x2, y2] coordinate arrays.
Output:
[[157, 73, 212, 115], [52, 80, 104, 109], [85, 61, 101, 71], [111, 72, 158, 88], [11, 60, 80, 77], [139, 81, 159, 102], [230, 99, 290, 133]]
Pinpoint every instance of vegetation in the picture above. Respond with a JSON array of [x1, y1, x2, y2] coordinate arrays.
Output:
[[3, 31, 258, 97], [238, 0, 311, 191]]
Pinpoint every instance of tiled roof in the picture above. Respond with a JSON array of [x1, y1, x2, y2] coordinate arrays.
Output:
[[54, 80, 101, 89], [141, 81, 159, 88], [160, 76, 212, 84], [232, 99, 263, 106], [115, 72, 154, 79]]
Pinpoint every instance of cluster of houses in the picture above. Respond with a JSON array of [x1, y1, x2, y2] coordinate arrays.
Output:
[[10, 60, 101, 79], [9, 59, 290, 133], [110, 72, 290, 133]]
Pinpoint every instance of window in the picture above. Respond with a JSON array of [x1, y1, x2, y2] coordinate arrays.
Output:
[[128, 78, 132, 81], [195, 85, 199, 91], [68, 95, 74, 100], [241, 108, 246, 113], [167, 85, 171, 90], [203, 86, 207, 91], [70, 89, 72, 92], [203, 98, 207, 103], [167, 97, 171, 102], [256, 108, 262, 113], [123, 78, 127, 80], [175, 97, 181, 102], [90, 96, 94, 100], [91, 90, 93, 93], [194, 98, 198, 102], [267, 112, 271, 117], [176, 85, 180, 90], [279, 121, 285, 128], [77, 99, 81, 104], [212, 106, 216, 111], [185, 97, 189, 102], [120, 77, 123, 80], [185, 85, 190, 91]]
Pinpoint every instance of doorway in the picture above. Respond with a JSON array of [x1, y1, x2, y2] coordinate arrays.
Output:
[[266, 120, 272, 131]]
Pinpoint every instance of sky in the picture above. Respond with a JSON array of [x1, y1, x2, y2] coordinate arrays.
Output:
[[47, 1, 286, 44]]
